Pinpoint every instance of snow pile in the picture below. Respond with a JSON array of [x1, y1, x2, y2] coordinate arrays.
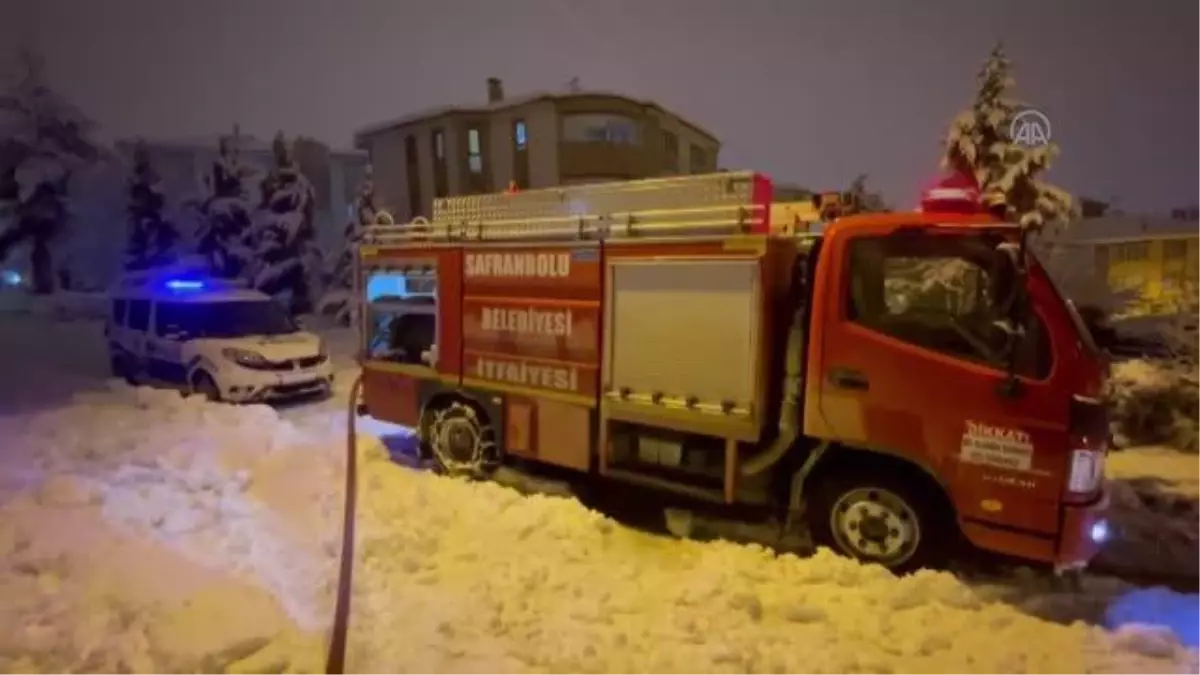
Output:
[[347, 438, 1199, 673], [1110, 359, 1199, 453], [1098, 447, 1200, 581], [0, 384, 340, 672], [0, 308, 1196, 672]]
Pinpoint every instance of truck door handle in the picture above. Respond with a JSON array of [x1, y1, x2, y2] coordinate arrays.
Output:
[[828, 367, 869, 391]]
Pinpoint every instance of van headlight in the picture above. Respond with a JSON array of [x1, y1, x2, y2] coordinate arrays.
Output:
[[221, 347, 268, 368], [1068, 449, 1105, 494]]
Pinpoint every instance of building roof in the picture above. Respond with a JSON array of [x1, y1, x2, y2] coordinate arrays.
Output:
[[353, 89, 720, 147], [1045, 215, 1200, 244], [117, 135, 365, 159]]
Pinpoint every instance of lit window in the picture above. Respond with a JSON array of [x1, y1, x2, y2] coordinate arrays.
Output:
[[468, 128, 483, 174], [514, 121, 527, 150]]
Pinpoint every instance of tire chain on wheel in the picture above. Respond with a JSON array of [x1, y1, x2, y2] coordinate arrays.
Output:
[[428, 401, 497, 476]]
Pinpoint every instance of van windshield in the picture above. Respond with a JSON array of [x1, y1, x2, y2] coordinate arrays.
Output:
[[156, 300, 298, 338]]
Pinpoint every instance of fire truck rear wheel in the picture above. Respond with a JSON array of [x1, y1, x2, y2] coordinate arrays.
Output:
[[423, 399, 498, 479], [808, 469, 946, 574]]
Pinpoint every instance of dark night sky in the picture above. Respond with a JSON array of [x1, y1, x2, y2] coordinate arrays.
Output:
[[4, 0, 1198, 211]]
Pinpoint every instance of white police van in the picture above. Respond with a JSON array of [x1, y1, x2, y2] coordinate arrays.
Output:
[[105, 272, 334, 403]]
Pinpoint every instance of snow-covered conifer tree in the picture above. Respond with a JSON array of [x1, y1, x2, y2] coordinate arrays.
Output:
[[196, 131, 255, 278], [0, 48, 105, 293], [249, 131, 319, 314], [942, 43, 1075, 232], [124, 140, 179, 270], [318, 165, 376, 325]]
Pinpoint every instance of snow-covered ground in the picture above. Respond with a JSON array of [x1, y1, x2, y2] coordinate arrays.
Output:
[[0, 310, 1198, 673]]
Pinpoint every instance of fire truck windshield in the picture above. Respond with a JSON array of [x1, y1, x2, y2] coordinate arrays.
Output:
[[1034, 253, 1103, 358], [849, 229, 1051, 378]]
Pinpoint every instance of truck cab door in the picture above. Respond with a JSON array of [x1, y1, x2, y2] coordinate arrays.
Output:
[[807, 223, 1068, 543]]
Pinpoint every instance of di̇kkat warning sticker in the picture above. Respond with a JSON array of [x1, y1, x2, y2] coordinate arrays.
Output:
[[960, 420, 1034, 472]]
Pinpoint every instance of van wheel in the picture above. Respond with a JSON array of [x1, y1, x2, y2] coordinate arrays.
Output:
[[422, 399, 497, 479], [808, 468, 947, 574], [191, 372, 221, 402]]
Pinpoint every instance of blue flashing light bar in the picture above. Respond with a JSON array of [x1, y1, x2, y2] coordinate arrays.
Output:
[[165, 279, 206, 291]]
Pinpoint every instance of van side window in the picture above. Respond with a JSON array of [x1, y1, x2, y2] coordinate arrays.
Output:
[[845, 234, 1051, 379], [112, 299, 128, 326], [127, 300, 151, 332]]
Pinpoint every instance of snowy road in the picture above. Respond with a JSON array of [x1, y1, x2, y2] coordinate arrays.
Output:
[[1, 312, 1198, 673]]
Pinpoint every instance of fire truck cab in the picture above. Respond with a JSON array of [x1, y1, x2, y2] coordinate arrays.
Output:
[[354, 172, 1110, 573]]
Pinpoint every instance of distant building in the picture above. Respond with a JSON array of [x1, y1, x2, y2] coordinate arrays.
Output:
[[773, 182, 815, 202], [353, 78, 721, 222], [114, 134, 369, 253], [48, 134, 368, 290], [1040, 212, 1199, 316]]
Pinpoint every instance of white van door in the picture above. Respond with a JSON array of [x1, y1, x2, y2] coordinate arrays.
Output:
[[145, 300, 188, 385], [123, 298, 153, 379]]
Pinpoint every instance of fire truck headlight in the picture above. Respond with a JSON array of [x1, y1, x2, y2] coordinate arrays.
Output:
[[1090, 520, 1110, 544]]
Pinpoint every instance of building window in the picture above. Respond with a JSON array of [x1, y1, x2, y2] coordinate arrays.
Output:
[[846, 233, 1051, 379], [467, 128, 483, 175], [404, 134, 421, 219], [689, 144, 708, 173], [561, 113, 639, 145], [465, 125, 488, 194], [512, 119, 530, 189], [431, 128, 448, 199], [663, 131, 679, 173], [514, 120, 527, 151], [1110, 242, 1149, 263]]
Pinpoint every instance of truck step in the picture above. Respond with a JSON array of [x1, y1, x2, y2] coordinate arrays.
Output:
[[604, 468, 726, 503]]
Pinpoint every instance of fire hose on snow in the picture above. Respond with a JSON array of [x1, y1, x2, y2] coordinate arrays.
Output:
[[325, 373, 363, 675]]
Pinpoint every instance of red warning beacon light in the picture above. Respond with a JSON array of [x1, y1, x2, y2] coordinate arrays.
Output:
[[505, 180, 520, 194], [920, 168, 985, 215]]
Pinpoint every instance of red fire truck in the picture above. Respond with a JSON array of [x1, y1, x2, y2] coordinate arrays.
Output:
[[352, 171, 1110, 573]]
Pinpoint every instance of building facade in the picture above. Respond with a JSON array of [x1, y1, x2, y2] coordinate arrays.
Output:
[[1040, 213, 1199, 317], [353, 78, 721, 223]]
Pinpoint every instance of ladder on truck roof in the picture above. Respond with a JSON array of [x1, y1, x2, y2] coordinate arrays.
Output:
[[362, 171, 823, 244]]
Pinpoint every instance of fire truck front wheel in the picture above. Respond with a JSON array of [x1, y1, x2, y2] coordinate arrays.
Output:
[[808, 467, 949, 574], [421, 398, 499, 479]]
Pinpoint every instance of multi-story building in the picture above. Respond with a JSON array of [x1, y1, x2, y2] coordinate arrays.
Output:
[[353, 78, 721, 222], [1040, 212, 1199, 317]]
